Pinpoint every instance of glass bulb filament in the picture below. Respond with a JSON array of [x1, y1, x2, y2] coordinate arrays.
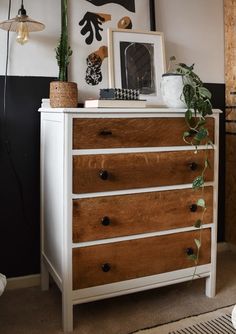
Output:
[[16, 22, 29, 45]]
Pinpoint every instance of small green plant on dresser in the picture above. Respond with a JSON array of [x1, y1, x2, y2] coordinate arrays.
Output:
[[170, 57, 213, 274]]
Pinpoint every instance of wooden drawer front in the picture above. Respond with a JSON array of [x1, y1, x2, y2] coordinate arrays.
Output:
[[73, 118, 215, 149], [73, 150, 214, 194], [73, 229, 211, 289], [73, 187, 213, 242]]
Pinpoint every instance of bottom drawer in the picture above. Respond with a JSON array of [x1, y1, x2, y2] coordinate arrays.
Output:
[[73, 229, 211, 289]]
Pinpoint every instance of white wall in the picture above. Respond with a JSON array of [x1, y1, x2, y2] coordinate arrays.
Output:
[[156, 0, 224, 83], [0, 0, 60, 77], [0, 0, 225, 84]]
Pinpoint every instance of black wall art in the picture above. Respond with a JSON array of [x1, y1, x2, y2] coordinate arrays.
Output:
[[85, 0, 136, 12], [79, 12, 111, 45]]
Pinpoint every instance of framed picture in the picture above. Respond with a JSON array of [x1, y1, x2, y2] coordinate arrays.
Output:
[[70, 1, 157, 103], [108, 29, 166, 106]]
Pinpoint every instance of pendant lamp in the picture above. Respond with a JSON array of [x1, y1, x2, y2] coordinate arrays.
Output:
[[0, 0, 45, 44]]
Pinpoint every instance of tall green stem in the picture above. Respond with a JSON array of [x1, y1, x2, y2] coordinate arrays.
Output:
[[56, 0, 72, 81]]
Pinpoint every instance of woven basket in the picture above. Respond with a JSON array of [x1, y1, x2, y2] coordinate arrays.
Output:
[[50, 81, 78, 108]]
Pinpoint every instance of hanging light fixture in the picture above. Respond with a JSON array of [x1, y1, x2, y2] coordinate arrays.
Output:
[[0, 0, 45, 44]]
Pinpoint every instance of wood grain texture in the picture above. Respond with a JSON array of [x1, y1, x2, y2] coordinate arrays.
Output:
[[224, 0, 236, 106], [73, 187, 213, 242], [73, 229, 211, 289], [73, 150, 214, 194], [72, 118, 215, 149]]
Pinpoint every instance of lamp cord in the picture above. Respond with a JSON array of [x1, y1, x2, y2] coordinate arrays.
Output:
[[2, 0, 29, 228], [3, 0, 11, 128]]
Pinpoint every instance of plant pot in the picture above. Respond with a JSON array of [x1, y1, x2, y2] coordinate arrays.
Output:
[[50, 81, 78, 108], [161, 73, 186, 108]]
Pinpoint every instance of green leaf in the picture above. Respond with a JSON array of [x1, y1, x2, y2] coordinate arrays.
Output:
[[183, 84, 195, 108], [198, 87, 212, 99], [196, 198, 205, 208], [194, 238, 201, 249], [185, 109, 192, 125], [183, 131, 191, 139], [194, 127, 208, 142], [194, 219, 202, 228], [188, 254, 197, 261], [192, 176, 204, 189]]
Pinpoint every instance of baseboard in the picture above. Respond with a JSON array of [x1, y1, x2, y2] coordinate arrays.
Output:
[[6, 274, 40, 290]]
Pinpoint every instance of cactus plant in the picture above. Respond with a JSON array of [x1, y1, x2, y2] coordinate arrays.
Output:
[[55, 0, 73, 81]]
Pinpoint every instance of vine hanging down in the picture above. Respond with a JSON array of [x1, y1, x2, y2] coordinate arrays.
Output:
[[174, 61, 213, 271]]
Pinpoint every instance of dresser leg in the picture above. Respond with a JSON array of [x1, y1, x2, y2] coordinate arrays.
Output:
[[62, 295, 73, 333], [41, 257, 49, 291], [205, 274, 216, 298]]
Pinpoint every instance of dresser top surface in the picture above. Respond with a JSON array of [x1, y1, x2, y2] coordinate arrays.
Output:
[[39, 107, 222, 115]]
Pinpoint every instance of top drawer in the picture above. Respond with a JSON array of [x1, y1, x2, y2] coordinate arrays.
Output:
[[73, 118, 215, 149]]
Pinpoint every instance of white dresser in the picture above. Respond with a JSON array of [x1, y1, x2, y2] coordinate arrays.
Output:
[[39, 106, 220, 332]]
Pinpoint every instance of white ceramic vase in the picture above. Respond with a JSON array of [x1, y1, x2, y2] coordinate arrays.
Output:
[[161, 73, 186, 108]]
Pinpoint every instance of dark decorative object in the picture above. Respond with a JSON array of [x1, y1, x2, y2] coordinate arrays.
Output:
[[79, 12, 111, 44], [149, 0, 156, 31], [86, 46, 108, 85], [120, 41, 155, 94], [100, 88, 140, 100], [85, 0, 135, 12]]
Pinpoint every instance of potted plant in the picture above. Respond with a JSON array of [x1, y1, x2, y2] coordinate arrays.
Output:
[[50, 0, 78, 108], [162, 59, 213, 272], [161, 56, 186, 108]]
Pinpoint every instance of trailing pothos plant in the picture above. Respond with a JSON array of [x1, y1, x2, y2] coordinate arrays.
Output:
[[172, 59, 213, 275]]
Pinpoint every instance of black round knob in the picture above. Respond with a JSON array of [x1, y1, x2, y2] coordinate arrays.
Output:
[[189, 162, 198, 171], [99, 130, 112, 136], [186, 247, 194, 256], [101, 263, 111, 272], [99, 169, 109, 180], [101, 216, 110, 226], [190, 204, 198, 212]]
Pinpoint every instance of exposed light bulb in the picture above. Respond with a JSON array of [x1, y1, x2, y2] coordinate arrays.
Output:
[[16, 22, 29, 45]]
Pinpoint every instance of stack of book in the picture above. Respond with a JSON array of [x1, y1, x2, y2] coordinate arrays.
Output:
[[84, 88, 146, 108]]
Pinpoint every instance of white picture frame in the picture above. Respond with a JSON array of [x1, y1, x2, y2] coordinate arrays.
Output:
[[108, 29, 166, 106]]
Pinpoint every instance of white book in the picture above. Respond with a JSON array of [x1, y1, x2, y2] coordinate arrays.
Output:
[[84, 99, 146, 108]]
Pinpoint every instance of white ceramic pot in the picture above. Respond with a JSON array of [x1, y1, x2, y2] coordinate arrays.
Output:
[[161, 73, 186, 108]]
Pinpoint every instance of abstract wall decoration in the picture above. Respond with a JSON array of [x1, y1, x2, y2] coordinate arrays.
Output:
[[85, 0, 136, 12], [70, 0, 156, 102], [79, 12, 111, 44], [86, 45, 108, 85]]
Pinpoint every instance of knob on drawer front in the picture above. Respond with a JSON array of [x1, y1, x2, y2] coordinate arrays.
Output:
[[186, 247, 194, 256], [189, 162, 198, 171], [101, 216, 110, 226], [99, 169, 109, 180], [190, 204, 198, 212], [101, 263, 111, 272], [99, 130, 112, 136]]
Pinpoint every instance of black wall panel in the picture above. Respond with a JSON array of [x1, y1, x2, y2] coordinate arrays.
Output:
[[0, 76, 53, 278]]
